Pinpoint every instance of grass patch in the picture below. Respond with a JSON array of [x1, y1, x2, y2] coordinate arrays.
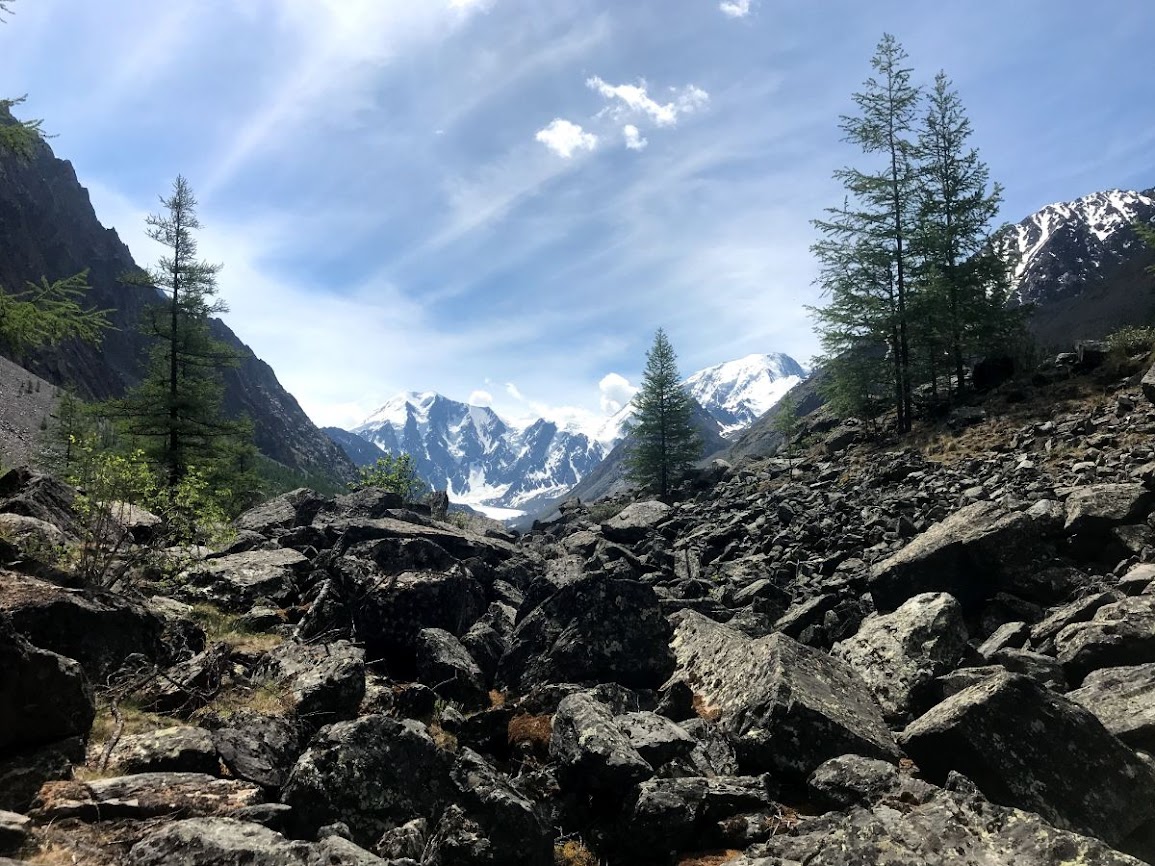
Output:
[[676, 851, 742, 866], [508, 713, 552, 752], [691, 692, 722, 722], [189, 679, 294, 722], [86, 698, 169, 752], [189, 603, 284, 653], [554, 838, 598, 866]]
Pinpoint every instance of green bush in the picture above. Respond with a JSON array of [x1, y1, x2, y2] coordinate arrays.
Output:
[[1106, 325, 1155, 357], [349, 453, 427, 500]]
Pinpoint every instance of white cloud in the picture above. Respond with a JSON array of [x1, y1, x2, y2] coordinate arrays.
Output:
[[587, 76, 709, 127], [599, 372, 637, 414], [534, 118, 599, 158], [719, 0, 753, 18], [469, 389, 494, 406], [505, 382, 526, 401], [623, 124, 648, 151]]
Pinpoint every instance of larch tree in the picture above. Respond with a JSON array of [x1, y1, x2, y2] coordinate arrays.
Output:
[[112, 176, 250, 493], [0, 2, 45, 156], [913, 71, 1010, 394], [626, 329, 701, 498], [812, 33, 922, 432]]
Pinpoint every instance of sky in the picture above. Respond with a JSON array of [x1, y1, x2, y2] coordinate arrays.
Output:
[[2, 0, 1154, 431]]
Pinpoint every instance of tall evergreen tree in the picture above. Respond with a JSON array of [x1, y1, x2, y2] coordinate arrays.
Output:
[[626, 329, 701, 498], [812, 33, 922, 432], [112, 176, 250, 492], [913, 71, 1009, 393], [0, 3, 45, 156]]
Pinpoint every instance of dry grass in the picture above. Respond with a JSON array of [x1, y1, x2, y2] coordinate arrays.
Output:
[[508, 713, 553, 752], [554, 839, 599, 866], [676, 851, 742, 866], [429, 719, 459, 753], [691, 692, 722, 722], [189, 603, 284, 653], [488, 688, 507, 708], [189, 679, 294, 722]]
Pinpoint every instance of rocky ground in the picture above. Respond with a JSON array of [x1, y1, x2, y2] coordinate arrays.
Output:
[[5, 349, 1155, 864], [0, 355, 58, 470]]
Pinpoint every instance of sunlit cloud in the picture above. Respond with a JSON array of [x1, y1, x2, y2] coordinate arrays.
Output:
[[535, 118, 599, 158]]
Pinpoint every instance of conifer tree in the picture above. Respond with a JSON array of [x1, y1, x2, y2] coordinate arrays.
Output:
[[111, 176, 251, 494], [0, 271, 112, 359], [626, 329, 700, 498], [0, 3, 45, 156], [913, 72, 1010, 393], [812, 34, 921, 432]]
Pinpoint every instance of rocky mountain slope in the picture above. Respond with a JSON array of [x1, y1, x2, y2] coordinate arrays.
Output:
[[684, 353, 806, 437], [0, 108, 355, 483], [999, 187, 1155, 347], [6, 351, 1155, 863]]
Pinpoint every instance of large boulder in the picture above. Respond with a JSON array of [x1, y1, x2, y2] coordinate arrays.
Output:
[[1064, 483, 1155, 535], [211, 712, 307, 791], [549, 692, 652, 794], [0, 614, 94, 754], [0, 468, 82, 537], [106, 726, 219, 775], [497, 575, 674, 693], [281, 715, 450, 847], [1069, 664, 1155, 752], [351, 567, 487, 674], [832, 592, 968, 722], [0, 572, 165, 681], [1055, 595, 1155, 685], [234, 488, 326, 536], [414, 628, 488, 711], [670, 611, 900, 779], [736, 755, 1146, 866], [899, 671, 1155, 846], [179, 548, 308, 612], [33, 773, 263, 821], [867, 502, 1044, 613], [256, 640, 365, 726], [600, 501, 671, 543]]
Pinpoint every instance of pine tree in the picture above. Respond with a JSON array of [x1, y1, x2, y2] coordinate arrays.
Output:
[[812, 34, 922, 432], [0, 271, 112, 359], [111, 176, 251, 494], [626, 329, 701, 498], [0, 3, 45, 156], [913, 72, 1011, 393]]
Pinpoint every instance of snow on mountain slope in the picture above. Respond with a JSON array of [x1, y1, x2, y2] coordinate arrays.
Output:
[[685, 353, 807, 436], [1001, 188, 1155, 306], [340, 351, 808, 519]]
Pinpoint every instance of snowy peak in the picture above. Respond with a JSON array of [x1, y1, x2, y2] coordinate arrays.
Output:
[[685, 353, 807, 437], [1002, 187, 1155, 306]]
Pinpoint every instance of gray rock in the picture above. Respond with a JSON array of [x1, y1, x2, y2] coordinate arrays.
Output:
[[1065, 483, 1154, 534], [988, 647, 1066, 690], [976, 620, 1030, 658], [868, 502, 1043, 613], [670, 611, 900, 779], [936, 665, 1004, 699], [107, 726, 219, 775], [0, 736, 83, 813], [550, 692, 652, 793], [899, 671, 1155, 846], [0, 614, 94, 754], [1056, 595, 1155, 685], [600, 500, 671, 543], [128, 817, 386, 865], [414, 628, 488, 710], [497, 575, 674, 692], [1031, 590, 1122, 646], [33, 772, 263, 821], [212, 712, 306, 791], [736, 754, 1146, 866], [832, 592, 968, 722], [282, 715, 450, 848], [1068, 664, 1155, 752], [375, 818, 427, 861], [257, 640, 365, 726], [234, 488, 324, 535], [180, 548, 307, 612], [1142, 362, 1155, 404], [617, 711, 696, 768], [0, 811, 30, 855]]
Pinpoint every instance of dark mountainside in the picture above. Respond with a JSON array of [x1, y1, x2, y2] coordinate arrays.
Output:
[[7, 346, 1155, 864], [322, 426, 391, 468], [0, 107, 355, 482]]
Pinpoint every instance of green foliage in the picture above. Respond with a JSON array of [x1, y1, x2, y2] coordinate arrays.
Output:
[[812, 34, 1026, 430], [772, 391, 802, 455], [1106, 325, 1155, 357], [626, 329, 701, 498], [109, 176, 254, 498], [1, 7, 47, 156], [253, 456, 347, 498], [350, 453, 427, 500], [0, 271, 113, 358]]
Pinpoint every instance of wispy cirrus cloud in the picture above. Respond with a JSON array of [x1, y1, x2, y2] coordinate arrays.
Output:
[[587, 76, 709, 127]]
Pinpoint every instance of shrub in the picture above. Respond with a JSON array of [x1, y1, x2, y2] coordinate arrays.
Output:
[[1106, 325, 1155, 357], [349, 453, 428, 500]]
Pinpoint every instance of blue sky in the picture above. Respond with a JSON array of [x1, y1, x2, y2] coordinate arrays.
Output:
[[3, 0, 1154, 430]]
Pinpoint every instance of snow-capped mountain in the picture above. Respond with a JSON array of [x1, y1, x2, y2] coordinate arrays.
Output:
[[351, 392, 607, 518], [685, 353, 807, 437], [1002, 188, 1155, 306], [335, 352, 807, 519], [998, 187, 1155, 346]]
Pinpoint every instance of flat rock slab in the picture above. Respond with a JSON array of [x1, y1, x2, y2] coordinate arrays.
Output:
[[671, 611, 900, 779], [33, 773, 263, 821], [1055, 595, 1155, 685], [600, 500, 671, 542], [736, 755, 1146, 866], [868, 502, 1042, 613], [107, 726, 219, 775], [1064, 483, 1154, 534], [127, 817, 386, 865], [899, 671, 1155, 845], [180, 549, 307, 612], [832, 592, 967, 722], [1068, 663, 1155, 752]]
